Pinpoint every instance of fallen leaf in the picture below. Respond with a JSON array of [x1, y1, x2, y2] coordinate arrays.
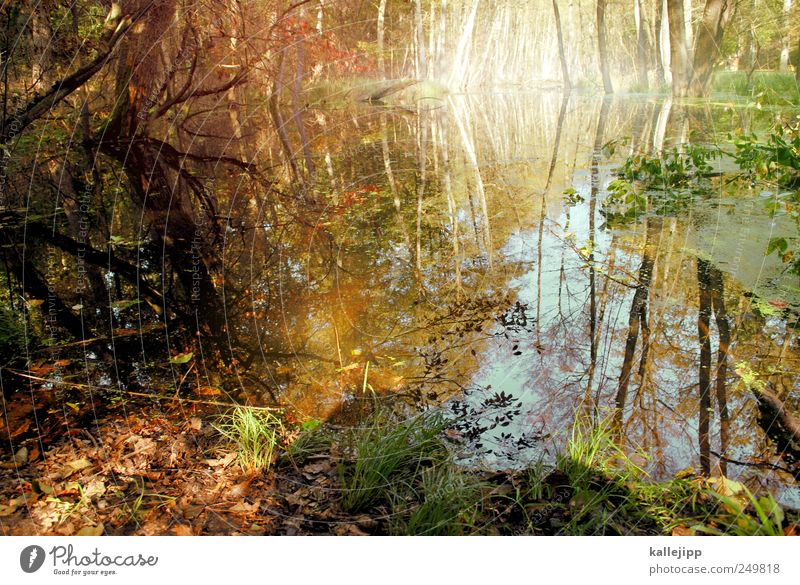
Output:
[[83, 479, 106, 500], [228, 477, 254, 499], [0, 494, 34, 516], [220, 452, 238, 468], [11, 420, 31, 437], [284, 493, 306, 508], [170, 352, 194, 364], [0, 446, 29, 468], [355, 515, 377, 530], [76, 523, 104, 536], [173, 524, 194, 536], [14, 446, 29, 465], [31, 479, 54, 495], [334, 523, 369, 536], [60, 457, 92, 478], [303, 460, 332, 475], [229, 501, 259, 514], [196, 386, 222, 396]]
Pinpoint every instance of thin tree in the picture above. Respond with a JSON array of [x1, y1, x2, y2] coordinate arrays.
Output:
[[597, 0, 614, 93], [553, 0, 572, 89]]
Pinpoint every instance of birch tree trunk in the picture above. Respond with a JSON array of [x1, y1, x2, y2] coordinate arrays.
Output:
[[635, 0, 650, 89], [780, 0, 793, 72], [553, 0, 572, 89], [597, 0, 614, 93], [448, 0, 479, 89], [377, 0, 387, 78]]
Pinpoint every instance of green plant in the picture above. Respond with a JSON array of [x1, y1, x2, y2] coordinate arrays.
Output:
[[694, 480, 786, 536], [602, 144, 721, 226], [712, 71, 800, 106], [285, 419, 333, 466], [393, 464, 485, 535], [338, 412, 448, 513], [0, 303, 27, 367], [214, 406, 284, 472]]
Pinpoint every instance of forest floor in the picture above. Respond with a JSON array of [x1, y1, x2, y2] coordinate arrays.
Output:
[[0, 391, 355, 536]]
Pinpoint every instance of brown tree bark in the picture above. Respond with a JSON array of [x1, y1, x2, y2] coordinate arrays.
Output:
[[689, 0, 736, 96], [667, 0, 690, 96]]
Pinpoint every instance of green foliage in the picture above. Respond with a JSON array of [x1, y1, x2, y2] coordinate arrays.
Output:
[[694, 479, 786, 536], [214, 406, 284, 473], [338, 411, 448, 513], [0, 302, 27, 367], [734, 126, 800, 189], [713, 71, 800, 106], [602, 144, 721, 226], [285, 420, 333, 466], [734, 124, 800, 275], [618, 144, 719, 188], [393, 464, 485, 535]]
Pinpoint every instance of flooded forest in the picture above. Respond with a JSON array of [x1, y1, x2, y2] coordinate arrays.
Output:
[[1, 0, 800, 536]]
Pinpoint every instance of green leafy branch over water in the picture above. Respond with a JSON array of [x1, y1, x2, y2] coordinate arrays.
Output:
[[594, 123, 800, 279]]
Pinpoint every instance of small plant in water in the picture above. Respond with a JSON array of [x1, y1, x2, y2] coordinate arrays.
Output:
[[214, 406, 284, 472]]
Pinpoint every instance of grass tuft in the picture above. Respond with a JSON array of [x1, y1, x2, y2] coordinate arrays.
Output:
[[214, 406, 283, 473], [338, 411, 448, 513]]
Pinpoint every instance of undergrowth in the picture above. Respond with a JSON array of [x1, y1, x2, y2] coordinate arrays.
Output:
[[239, 408, 798, 535]]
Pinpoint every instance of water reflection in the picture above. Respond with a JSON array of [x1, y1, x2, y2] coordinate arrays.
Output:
[[7, 87, 799, 502]]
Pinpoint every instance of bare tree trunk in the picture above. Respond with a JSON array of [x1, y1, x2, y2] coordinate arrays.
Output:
[[586, 98, 610, 412], [797, 34, 800, 82], [615, 218, 660, 424], [415, 114, 428, 273], [780, 0, 794, 72], [708, 264, 730, 475], [30, 0, 54, 91], [269, 49, 300, 183], [683, 0, 693, 54], [697, 258, 713, 475], [689, 0, 735, 96], [635, 0, 650, 89], [667, 0, 690, 96], [292, 16, 315, 182], [381, 114, 410, 254], [415, 0, 427, 79], [553, 0, 572, 89], [377, 0, 387, 78], [597, 0, 614, 94], [654, 0, 668, 84], [448, 0, 479, 89], [741, 0, 759, 75]]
